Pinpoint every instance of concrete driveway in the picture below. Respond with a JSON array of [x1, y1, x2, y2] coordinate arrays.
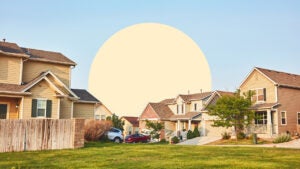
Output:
[[177, 136, 221, 145]]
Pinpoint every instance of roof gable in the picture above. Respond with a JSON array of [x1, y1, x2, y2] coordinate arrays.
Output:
[[177, 92, 213, 102], [121, 116, 139, 127], [149, 102, 174, 119]]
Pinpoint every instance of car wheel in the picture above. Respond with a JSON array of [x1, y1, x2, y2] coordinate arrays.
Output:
[[114, 137, 121, 143]]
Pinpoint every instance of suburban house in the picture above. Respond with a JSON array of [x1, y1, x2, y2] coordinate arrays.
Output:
[[239, 67, 300, 138], [201, 90, 235, 136], [0, 41, 103, 119], [95, 103, 113, 120], [139, 92, 212, 140], [121, 116, 139, 136]]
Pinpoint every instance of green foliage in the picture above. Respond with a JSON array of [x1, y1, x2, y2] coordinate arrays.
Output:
[[273, 134, 292, 143], [107, 114, 124, 130], [193, 127, 200, 137], [208, 90, 254, 137], [237, 132, 246, 140], [187, 130, 194, 139], [145, 120, 164, 139], [221, 131, 231, 140], [171, 136, 180, 144]]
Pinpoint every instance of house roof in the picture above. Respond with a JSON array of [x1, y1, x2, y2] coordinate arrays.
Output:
[[122, 116, 139, 127], [256, 67, 300, 88], [170, 112, 201, 120], [0, 41, 76, 66], [179, 92, 213, 102], [250, 102, 279, 110], [148, 102, 174, 119], [159, 98, 175, 104], [71, 89, 99, 103]]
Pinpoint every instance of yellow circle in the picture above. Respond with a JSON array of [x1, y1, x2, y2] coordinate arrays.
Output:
[[89, 23, 211, 117]]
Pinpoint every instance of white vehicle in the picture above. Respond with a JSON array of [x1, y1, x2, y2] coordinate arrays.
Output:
[[107, 127, 124, 143]]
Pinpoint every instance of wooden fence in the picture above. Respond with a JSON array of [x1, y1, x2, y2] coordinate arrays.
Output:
[[0, 119, 85, 153]]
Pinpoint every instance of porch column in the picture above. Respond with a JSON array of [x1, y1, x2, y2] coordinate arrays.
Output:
[[267, 110, 272, 137], [202, 120, 206, 136], [177, 120, 180, 131], [188, 120, 191, 130]]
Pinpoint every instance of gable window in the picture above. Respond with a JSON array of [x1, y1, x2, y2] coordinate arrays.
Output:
[[255, 111, 267, 124], [281, 111, 287, 125], [31, 99, 52, 118], [251, 88, 266, 103], [182, 104, 184, 114], [298, 113, 300, 125], [177, 105, 180, 114], [194, 103, 197, 111]]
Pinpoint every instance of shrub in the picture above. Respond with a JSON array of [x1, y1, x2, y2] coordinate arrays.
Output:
[[160, 139, 167, 143], [171, 136, 180, 144], [221, 131, 231, 140], [237, 132, 246, 140], [193, 127, 200, 137], [187, 130, 194, 139], [273, 134, 292, 143], [84, 120, 112, 142]]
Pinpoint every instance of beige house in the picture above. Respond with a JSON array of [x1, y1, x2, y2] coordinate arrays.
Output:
[[240, 67, 300, 137], [121, 116, 139, 136], [0, 41, 100, 119], [139, 92, 212, 140], [94, 103, 113, 120]]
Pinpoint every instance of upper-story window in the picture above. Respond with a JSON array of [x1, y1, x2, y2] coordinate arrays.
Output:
[[182, 104, 184, 114], [251, 88, 266, 103], [194, 103, 197, 111]]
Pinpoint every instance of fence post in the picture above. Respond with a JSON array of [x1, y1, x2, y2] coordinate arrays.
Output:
[[24, 127, 27, 151]]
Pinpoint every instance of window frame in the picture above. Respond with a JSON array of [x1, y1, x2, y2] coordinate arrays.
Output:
[[297, 112, 300, 125], [194, 103, 197, 111], [281, 111, 287, 125], [255, 111, 267, 125], [36, 99, 47, 118], [251, 88, 266, 103]]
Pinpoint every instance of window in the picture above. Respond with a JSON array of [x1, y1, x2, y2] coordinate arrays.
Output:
[[182, 104, 184, 114], [251, 88, 266, 103], [281, 111, 287, 125], [101, 115, 106, 120], [194, 103, 197, 111], [298, 113, 300, 125], [37, 100, 47, 117], [177, 105, 179, 114], [95, 115, 100, 120], [255, 112, 267, 124], [31, 99, 52, 118]]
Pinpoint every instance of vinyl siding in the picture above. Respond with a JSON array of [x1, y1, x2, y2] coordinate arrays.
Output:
[[0, 55, 21, 84], [73, 103, 94, 119], [240, 70, 276, 103], [60, 97, 73, 119], [22, 80, 59, 119], [23, 60, 71, 87]]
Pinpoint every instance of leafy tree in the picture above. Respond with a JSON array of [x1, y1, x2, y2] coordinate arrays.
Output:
[[208, 90, 254, 139], [106, 114, 124, 130], [145, 120, 164, 139], [187, 130, 194, 139]]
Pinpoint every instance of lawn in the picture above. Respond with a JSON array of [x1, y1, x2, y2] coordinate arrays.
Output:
[[1, 142, 300, 169]]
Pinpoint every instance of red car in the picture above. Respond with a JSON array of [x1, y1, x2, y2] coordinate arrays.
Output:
[[125, 134, 150, 143]]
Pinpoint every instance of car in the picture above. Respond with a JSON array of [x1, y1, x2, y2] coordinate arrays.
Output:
[[107, 127, 124, 143], [125, 133, 150, 143]]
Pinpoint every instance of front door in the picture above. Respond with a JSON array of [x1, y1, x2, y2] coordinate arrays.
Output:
[[0, 104, 8, 119]]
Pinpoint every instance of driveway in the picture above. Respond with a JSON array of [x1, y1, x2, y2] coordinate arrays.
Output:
[[177, 136, 221, 145]]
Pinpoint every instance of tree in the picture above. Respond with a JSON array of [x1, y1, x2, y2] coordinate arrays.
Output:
[[106, 114, 124, 130], [145, 120, 164, 139], [208, 90, 254, 138]]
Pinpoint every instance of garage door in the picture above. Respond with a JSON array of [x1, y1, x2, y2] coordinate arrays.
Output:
[[205, 120, 230, 137]]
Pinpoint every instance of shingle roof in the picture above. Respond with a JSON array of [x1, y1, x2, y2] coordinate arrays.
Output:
[[170, 112, 201, 120], [250, 102, 279, 110], [0, 41, 76, 66], [71, 89, 99, 103], [122, 116, 139, 127], [179, 92, 213, 102], [0, 83, 26, 92], [149, 102, 174, 119], [256, 67, 300, 88], [160, 98, 175, 104], [216, 90, 235, 97]]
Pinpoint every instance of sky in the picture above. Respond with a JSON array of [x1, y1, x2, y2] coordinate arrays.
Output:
[[1, 1, 300, 100]]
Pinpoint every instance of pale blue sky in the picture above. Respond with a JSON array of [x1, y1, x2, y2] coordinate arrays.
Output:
[[1, 0, 300, 91]]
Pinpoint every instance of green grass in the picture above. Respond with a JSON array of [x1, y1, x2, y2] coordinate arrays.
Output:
[[1, 142, 300, 169], [207, 138, 273, 145]]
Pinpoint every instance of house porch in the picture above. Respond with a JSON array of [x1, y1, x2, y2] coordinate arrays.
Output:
[[0, 96, 22, 119]]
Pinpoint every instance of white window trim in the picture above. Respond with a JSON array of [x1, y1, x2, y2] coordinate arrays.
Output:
[[251, 88, 266, 103], [0, 102, 10, 119], [281, 111, 287, 125], [36, 98, 47, 118]]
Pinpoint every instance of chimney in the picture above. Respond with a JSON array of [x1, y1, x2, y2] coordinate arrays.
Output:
[[3, 38, 6, 42]]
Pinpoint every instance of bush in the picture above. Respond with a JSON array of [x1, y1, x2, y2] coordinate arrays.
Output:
[[160, 139, 167, 143], [187, 130, 194, 139], [221, 131, 231, 140], [171, 136, 180, 144], [84, 120, 112, 142], [273, 134, 292, 143], [237, 132, 246, 140], [193, 127, 200, 137]]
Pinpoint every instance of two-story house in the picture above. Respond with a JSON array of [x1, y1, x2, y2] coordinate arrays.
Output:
[[0, 41, 107, 119], [240, 67, 300, 137], [139, 92, 212, 140]]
